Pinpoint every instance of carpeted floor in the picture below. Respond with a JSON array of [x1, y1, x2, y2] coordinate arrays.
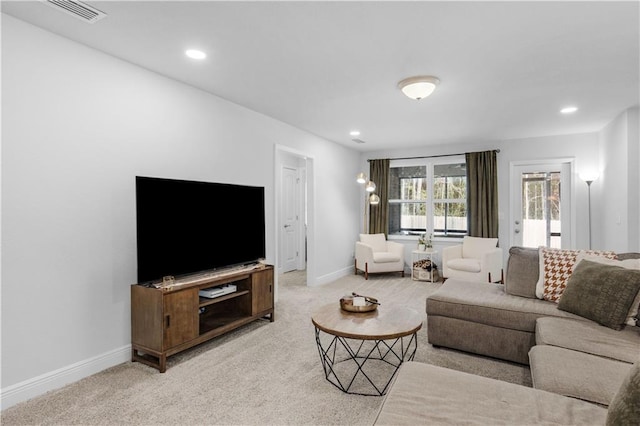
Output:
[[1, 272, 531, 425]]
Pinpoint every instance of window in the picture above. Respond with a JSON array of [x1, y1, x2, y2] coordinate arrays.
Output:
[[388, 166, 426, 235], [388, 158, 467, 238], [433, 163, 467, 237], [521, 171, 561, 248]]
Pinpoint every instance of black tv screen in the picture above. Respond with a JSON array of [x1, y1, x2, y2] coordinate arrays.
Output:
[[135, 176, 266, 283]]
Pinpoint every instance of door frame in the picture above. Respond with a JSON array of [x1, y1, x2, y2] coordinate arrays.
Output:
[[275, 145, 315, 288], [280, 164, 301, 274], [509, 158, 576, 249]]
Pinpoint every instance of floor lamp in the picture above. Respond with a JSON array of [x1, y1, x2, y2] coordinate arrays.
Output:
[[357, 172, 379, 234], [580, 173, 598, 250]]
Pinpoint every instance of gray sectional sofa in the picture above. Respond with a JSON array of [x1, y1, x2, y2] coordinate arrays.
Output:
[[374, 361, 640, 425], [375, 246, 640, 424], [426, 246, 640, 406]]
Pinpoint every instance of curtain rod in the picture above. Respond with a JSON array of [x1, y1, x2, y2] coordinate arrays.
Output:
[[367, 149, 500, 162]]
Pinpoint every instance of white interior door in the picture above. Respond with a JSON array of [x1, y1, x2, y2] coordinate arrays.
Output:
[[281, 166, 299, 273], [511, 161, 573, 249]]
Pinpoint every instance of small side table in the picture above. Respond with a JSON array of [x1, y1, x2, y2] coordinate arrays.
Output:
[[412, 249, 438, 282]]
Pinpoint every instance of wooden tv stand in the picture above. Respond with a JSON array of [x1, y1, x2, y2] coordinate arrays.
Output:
[[130, 264, 274, 372]]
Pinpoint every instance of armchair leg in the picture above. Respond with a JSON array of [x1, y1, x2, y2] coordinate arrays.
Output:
[[354, 259, 358, 275], [365, 263, 369, 280], [488, 270, 505, 284]]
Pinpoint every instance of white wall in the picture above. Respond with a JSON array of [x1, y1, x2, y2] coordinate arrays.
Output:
[[597, 106, 640, 252], [1, 14, 360, 404]]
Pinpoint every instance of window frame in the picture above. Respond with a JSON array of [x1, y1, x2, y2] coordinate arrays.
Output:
[[387, 156, 467, 241]]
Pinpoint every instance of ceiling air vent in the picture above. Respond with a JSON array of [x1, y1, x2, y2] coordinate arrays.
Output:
[[42, 0, 107, 24], [352, 138, 366, 144]]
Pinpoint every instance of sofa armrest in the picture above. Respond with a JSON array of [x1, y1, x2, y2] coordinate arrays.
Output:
[[481, 248, 503, 281], [355, 241, 374, 263], [442, 244, 463, 262], [442, 244, 463, 278]]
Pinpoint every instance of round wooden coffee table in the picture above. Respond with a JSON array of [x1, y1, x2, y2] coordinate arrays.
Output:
[[311, 303, 424, 396]]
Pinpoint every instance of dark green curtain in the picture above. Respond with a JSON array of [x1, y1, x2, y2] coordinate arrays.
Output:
[[466, 151, 499, 238], [369, 159, 390, 235]]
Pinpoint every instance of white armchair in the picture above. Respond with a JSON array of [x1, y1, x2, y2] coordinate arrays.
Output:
[[355, 233, 405, 280], [442, 236, 503, 283]]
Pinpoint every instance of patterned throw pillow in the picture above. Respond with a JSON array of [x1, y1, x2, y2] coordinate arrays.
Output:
[[536, 247, 617, 303]]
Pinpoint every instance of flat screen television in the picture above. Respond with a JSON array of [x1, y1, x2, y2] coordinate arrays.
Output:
[[135, 176, 266, 284]]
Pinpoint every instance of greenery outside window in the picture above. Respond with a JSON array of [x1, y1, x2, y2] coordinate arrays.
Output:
[[433, 163, 467, 237], [388, 158, 467, 238]]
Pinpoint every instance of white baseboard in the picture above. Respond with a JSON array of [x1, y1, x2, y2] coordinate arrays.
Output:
[[314, 265, 353, 286], [1, 344, 131, 410]]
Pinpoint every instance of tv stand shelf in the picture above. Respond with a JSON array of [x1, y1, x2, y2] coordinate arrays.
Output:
[[199, 289, 249, 307], [131, 265, 274, 372]]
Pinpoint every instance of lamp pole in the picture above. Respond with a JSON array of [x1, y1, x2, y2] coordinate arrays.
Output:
[[586, 180, 593, 250], [357, 173, 376, 234], [363, 192, 368, 234]]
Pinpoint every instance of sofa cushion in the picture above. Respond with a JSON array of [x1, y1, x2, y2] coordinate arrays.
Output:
[[529, 345, 633, 406], [504, 246, 539, 299], [536, 317, 640, 363], [606, 361, 640, 426], [372, 252, 401, 263], [374, 361, 607, 425], [461, 236, 498, 260], [447, 257, 480, 272], [573, 254, 640, 327], [557, 260, 640, 330], [360, 233, 387, 253], [536, 247, 617, 302], [426, 279, 585, 333]]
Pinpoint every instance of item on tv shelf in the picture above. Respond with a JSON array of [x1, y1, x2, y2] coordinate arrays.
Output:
[[199, 284, 237, 299]]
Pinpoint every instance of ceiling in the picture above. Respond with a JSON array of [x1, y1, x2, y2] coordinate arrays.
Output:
[[3, 1, 639, 151]]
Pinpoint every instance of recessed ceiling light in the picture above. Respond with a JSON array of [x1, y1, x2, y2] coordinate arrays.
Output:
[[185, 49, 206, 60], [560, 106, 578, 114], [350, 130, 361, 136]]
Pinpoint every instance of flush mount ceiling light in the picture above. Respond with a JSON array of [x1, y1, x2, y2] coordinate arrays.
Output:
[[185, 49, 207, 60], [398, 76, 440, 100]]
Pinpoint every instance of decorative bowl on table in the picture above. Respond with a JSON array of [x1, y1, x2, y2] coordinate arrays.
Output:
[[340, 294, 379, 313]]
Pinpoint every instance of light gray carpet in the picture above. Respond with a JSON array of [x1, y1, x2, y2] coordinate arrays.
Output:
[[2, 272, 531, 425]]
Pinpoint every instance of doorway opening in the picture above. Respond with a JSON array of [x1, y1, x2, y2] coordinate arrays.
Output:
[[275, 146, 314, 291], [510, 160, 574, 249]]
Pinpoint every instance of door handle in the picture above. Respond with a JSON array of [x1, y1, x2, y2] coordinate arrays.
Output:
[[515, 229, 520, 234]]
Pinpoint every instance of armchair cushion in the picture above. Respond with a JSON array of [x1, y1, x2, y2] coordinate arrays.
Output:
[[373, 252, 401, 263], [447, 258, 481, 273]]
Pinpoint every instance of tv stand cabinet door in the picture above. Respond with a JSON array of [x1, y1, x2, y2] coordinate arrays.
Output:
[[252, 268, 274, 317], [163, 289, 199, 349]]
